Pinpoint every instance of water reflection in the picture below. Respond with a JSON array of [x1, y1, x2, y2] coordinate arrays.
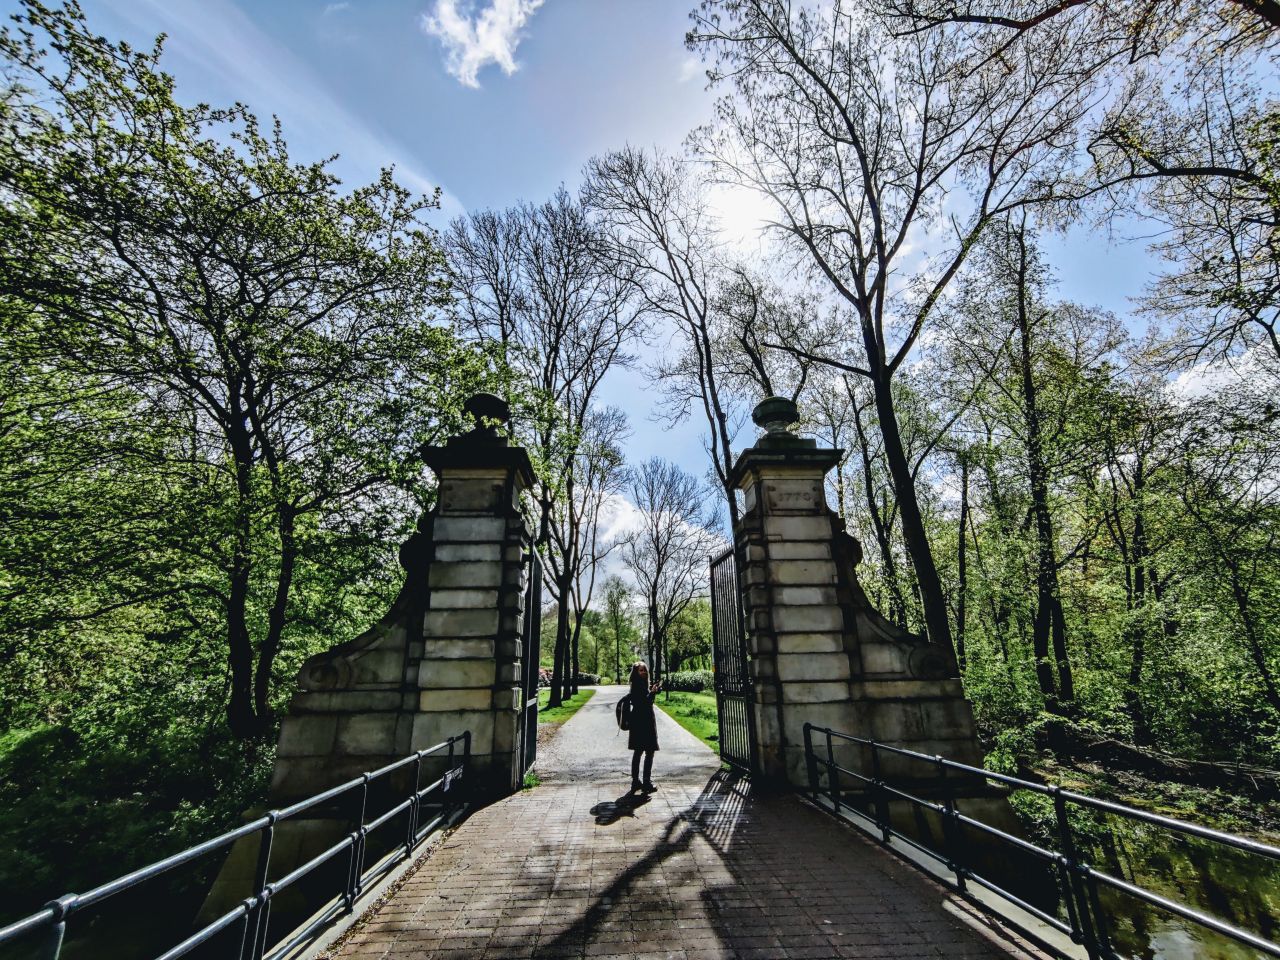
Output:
[[1048, 808, 1280, 959]]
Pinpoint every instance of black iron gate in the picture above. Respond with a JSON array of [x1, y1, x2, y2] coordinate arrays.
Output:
[[709, 546, 757, 772], [518, 550, 542, 777]]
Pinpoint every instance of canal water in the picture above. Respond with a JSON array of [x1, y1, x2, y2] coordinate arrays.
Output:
[[1012, 793, 1280, 959]]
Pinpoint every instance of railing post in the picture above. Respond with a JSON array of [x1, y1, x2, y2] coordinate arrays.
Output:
[[825, 729, 840, 816], [243, 814, 279, 957], [1084, 864, 1113, 957], [803, 723, 819, 797], [40, 895, 74, 960], [407, 753, 422, 853], [870, 741, 891, 843], [246, 812, 277, 960], [937, 757, 967, 892], [1053, 787, 1101, 959], [345, 775, 370, 911]]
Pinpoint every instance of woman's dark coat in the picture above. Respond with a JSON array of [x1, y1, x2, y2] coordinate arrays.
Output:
[[627, 685, 660, 752]]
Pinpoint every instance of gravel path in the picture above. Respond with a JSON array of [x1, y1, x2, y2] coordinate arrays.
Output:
[[535, 685, 721, 787]]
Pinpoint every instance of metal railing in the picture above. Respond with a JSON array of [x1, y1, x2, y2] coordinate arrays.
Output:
[[803, 723, 1280, 960], [0, 732, 471, 960]]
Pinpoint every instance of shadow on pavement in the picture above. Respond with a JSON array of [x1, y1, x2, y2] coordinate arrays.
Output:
[[588, 792, 652, 825], [532, 769, 1031, 960]]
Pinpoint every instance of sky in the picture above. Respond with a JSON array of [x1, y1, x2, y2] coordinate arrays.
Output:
[[5, 0, 1160, 488]]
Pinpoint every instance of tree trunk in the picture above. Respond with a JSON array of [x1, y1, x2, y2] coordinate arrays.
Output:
[[1227, 562, 1280, 715], [1125, 489, 1152, 745], [226, 565, 258, 739], [1013, 241, 1073, 713], [570, 614, 581, 694], [852, 396, 907, 624], [955, 456, 969, 673], [558, 595, 573, 704], [1050, 597, 1073, 703], [225, 407, 263, 740], [254, 503, 297, 730], [549, 586, 572, 709], [649, 602, 662, 682], [869, 364, 955, 659]]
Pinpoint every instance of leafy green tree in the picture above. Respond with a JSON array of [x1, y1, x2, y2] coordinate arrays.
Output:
[[1173, 383, 1280, 714], [0, 1, 483, 740], [666, 599, 713, 672], [600, 574, 638, 681]]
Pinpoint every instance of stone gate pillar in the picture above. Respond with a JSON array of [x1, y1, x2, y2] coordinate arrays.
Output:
[[271, 392, 534, 802], [203, 394, 535, 923], [731, 397, 985, 788]]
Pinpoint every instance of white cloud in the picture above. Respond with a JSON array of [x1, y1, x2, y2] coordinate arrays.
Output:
[[1170, 346, 1279, 399], [421, 0, 544, 89], [678, 55, 703, 84], [322, 2, 351, 14]]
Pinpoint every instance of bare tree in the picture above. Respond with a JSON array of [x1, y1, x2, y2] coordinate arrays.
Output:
[[600, 574, 637, 682], [560, 405, 628, 695], [447, 189, 645, 706], [714, 266, 815, 403], [881, 0, 1278, 69], [584, 147, 749, 528], [803, 370, 856, 523], [883, 0, 1280, 367], [686, 0, 1093, 652], [621, 458, 720, 685]]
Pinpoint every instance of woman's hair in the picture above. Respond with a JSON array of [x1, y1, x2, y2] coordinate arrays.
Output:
[[628, 661, 648, 690]]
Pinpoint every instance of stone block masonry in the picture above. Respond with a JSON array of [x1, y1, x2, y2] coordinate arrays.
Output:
[[202, 395, 538, 928], [730, 398, 989, 789], [265, 408, 536, 805]]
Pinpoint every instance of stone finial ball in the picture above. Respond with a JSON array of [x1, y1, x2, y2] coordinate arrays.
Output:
[[751, 396, 799, 434], [464, 392, 510, 425]]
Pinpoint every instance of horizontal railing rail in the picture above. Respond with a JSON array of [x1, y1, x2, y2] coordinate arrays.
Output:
[[0, 731, 472, 960], [802, 722, 1280, 960]]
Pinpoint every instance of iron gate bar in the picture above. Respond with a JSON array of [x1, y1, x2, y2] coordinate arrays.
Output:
[[802, 722, 1280, 960], [709, 546, 757, 773], [0, 732, 472, 960], [519, 550, 543, 776]]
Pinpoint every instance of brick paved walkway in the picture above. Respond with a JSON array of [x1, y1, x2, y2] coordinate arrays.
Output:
[[331, 687, 1044, 960]]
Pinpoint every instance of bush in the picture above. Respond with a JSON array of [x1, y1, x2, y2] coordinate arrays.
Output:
[[665, 670, 714, 693], [537, 669, 600, 687]]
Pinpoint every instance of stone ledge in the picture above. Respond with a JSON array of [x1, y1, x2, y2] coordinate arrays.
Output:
[[847, 678, 966, 700], [423, 608, 499, 637]]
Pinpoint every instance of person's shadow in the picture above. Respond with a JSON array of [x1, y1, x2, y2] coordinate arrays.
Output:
[[588, 790, 651, 824]]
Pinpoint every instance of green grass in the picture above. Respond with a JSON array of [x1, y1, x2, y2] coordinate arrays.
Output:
[[537, 687, 595, 724], [656, 691, 720, 751]]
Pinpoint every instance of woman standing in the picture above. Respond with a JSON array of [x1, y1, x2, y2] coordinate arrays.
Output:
[[627, 662, 661, 792]]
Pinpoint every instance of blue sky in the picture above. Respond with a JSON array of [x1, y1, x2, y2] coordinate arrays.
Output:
[[6, 0, 1158, 482]]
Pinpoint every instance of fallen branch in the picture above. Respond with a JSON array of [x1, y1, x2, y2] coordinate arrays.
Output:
[[1036, 722, 1280, 800]]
